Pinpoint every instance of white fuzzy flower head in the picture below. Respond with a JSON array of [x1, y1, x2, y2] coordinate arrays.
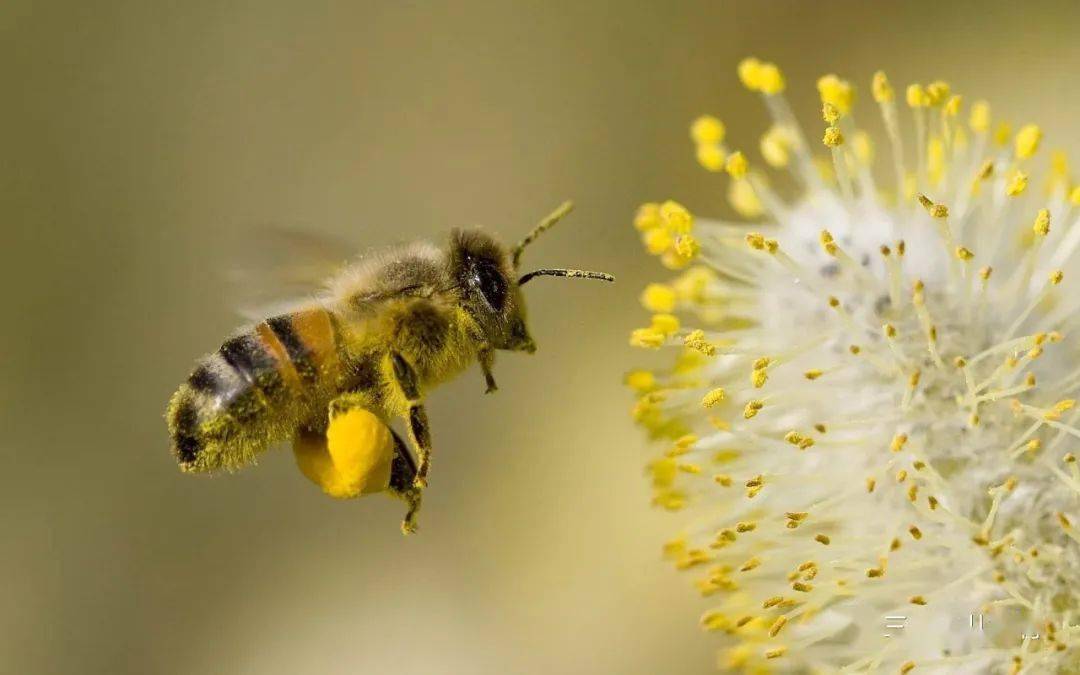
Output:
[[628, 58, 1080, 673]]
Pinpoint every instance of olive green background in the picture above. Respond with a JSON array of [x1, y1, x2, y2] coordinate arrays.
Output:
[[4, 1, 1080, 673]]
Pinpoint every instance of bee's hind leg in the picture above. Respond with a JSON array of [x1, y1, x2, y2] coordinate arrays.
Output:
[[387, 431, 423, 534], [478, 344, 498, 394], [390, 351, 434, 489]]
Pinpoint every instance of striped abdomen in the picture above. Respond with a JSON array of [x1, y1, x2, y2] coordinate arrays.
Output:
[[167, 308, 343, 473]]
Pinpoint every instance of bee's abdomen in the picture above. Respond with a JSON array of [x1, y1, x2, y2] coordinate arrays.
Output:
[[167, 308, 342, 473]]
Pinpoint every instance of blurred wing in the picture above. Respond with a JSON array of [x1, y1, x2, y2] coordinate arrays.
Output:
[[226, 225, 356, 321]]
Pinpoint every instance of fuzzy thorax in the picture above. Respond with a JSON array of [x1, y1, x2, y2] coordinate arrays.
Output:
[[629, 59, 1080, 673]]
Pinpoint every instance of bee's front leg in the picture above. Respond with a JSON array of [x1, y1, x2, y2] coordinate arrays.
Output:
[[478, 344, 498, 394], [390, 351, 433, 489]]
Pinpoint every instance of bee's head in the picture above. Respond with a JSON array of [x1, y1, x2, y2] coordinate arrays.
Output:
[[449, 201, 613, 353]]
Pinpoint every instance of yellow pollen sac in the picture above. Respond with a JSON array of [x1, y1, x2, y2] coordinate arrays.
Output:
[[684, 329, 718, 356], [822, 102, 840, 124], [815, 534, 831, 545], [640, 283, 677, 312], [852, 131, 874, 164], [955, 246, 974, 261], [633, 202, 661, 231], [970, 100, 991, 133], [714, 474, 732, 487], [768, 615, 788, 637], [872, 70, 894, 103], [900, 661, 916, 674], [792, 582, 813, 593], [925, 80, 950, 106], [804, 369, 823, 380], [762, 595, 783, 608], [725, 151, 749, 179], [743, 400, 764, 419], [736, 521, 757, 533], [690, 115, 726, 145], [979, 266, 993, 281], [695, 143, 725, 172], [1070, 185, 1080, 206], [823, 126, 844, 147], [1050, 269, 1064, 285], [890, 433, 908, 452], [917, 194, 948, 218], [744, 232, 778, 253], [760, 126, 792, 168], [866, 566, 885, 578], [740, 557, 762, 572], [994, 121, 1012, 147], [944, 95, 963, 117], [756, 62, 786, 95], [624, 369, 656, 393], [701, 387, 727, 408], [642, 226, 672, 255], [764, 647, 787, 660], [1006, 170, 1029, 196], [817, 74, 854, 114], [866, 477, 877, 493], [630, 328, 665, 349], [728, 178, 765, 218], [650, 313, 680, 335], [819, 230, 839, 256], [659, 200, 693, 233], [1033, 208, 1051, 236], [1015, 124, 1043, 159], [673, 234, 700, 259], [737, 57, 763, 90], [977, 159, 995, 180], [906, 83, 928, 108]]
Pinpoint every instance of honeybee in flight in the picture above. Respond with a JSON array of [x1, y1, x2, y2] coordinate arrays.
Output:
[[166, 202, 612, 533]]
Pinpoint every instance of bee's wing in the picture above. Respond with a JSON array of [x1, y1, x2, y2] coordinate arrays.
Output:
[[226, 225, 356, 321]]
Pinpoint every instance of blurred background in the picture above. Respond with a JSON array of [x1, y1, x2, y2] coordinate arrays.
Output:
[[4, 1, 1080, 673]]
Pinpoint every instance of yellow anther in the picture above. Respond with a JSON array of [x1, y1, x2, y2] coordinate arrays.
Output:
[[823, 126, 844, 147], [884, 323, 897, 338], [736, 521, 757, 532], [650, 313, 680, 335], [740, 557, 762, 572], [757, 62, 785, 94], [695, 143, 725, 172], [817, 74, 854, 114], [633, 202, 661, 231], [743, 400, 764, 419], [764, 647, 787, 660], [690, 115, 726, 145], [725, 151, 749, 178], [925, 80, 950, 106], [970, 100, 991, 133], [1026, 438, 1042, 453], [630, 328, 665, 349], [701, 388, 727, 408], [1045, 399, 1076, 421], [1034, 208, 1051, 236], [762, 595, 783, 609], [804, 369, 823, 380], [673, 233, 700, 259], [751, 368, 768, 388], [684, 329, 717, 357], [760, 126, 791, 168], [792, 581, 813, 593], [909, 370, 921, 389], [819, 230, 838, 255], [737, 57, 763, 90], [1050, 269, 1064, 285], [768, 615, 788, 637], [979, 266, 993, 281], [944, 94, 963, 117], [977, 159, 995, 180], [822, 102, 840, 124], [955, 246, 974, 261], [954, 356, 967, 369], [900, 661, 916, 674], [624, 369, 656, 393], [866, 477, 877, 493], [907, 484, 919, 502], [890, 434, 908, 452], [994, 121, 1012, 147], [828, 295, 840, 308], [897, 469, 908, 483], [872, 70, 894, 103], [1006, 170, 1028, 196], [866, 566, 885, 578], [928, 495, 939, 510], [814, 423, 827, 433], [1015, 124, 1042, 159], [751, 357, 771, 370], [852, 130, 874, 164], [728, 178, 764, 218], [917, 194, 948, 218], [642, 226, 672, 255], [814, 534, 831, 545], [714, 474, 732, 487], [641, 283, 676, 312], [906, 83, 928, 108], [909, 525, 923, 540], [745, 475, 763, 488], [659, 200, 693, 233]]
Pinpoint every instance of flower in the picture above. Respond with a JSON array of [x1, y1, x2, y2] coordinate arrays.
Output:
[[629, 58, 1080, 673]]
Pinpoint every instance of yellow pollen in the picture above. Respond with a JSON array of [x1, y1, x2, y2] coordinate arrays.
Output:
[[890, 434, 908, 452], [823, 126, 844, 147], [792, 582, 813, 593], [624, 369, 656, 393], [1007, 170, 1029, 196], [650, 313, 680, 336], [900, 661, 916, 674], [690, 115, 726, 145], [955, 246, 974, 261], [684, 329, 718, 356], [751, 368, 768, 388], [970, 100, 990, 133], [736, 521, 756, 532], [1015, 124, 1043, 159], [822, 102, 840, 124], [740, 557, 762, 572], [1050, 269, 1064, 284], [917, 194, 948, 218], [925, 80, 950, 106], [745, 475, 763, 488], [1034, 208, 1051, 236], [910, 595, 927, 605], [817, 74, 854, 113], [804, 369, 823, 380], [762, 595, 783, 608], [725, 151, 749, 179], [768, 615, 788, 637], [872, 70, 894, 103], [764, 647, 787, 660], [701, 388, 726, 408], [866, 477, 877, 492], [743, 400, 764, 419], [815, 534, 831, 545], [695, 143, 725, 172], [714, 474, 732, 487], [906, 83, 928, 108], [909, 525, 923, 539], [630, 328, 665, 349], [640, 283, 677, 312], [867, 566, 885, 578], [978, 159, 995, 180], [979, 266, 993, 281], [944, 94, 963, 117]]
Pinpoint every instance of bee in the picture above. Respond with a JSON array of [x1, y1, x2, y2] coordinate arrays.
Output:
[[166, 202, 612, 533]]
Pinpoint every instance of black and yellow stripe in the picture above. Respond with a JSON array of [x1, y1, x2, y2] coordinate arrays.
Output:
[[167, 307, 344, 472]]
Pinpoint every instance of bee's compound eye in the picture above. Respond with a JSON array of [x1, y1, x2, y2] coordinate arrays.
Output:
[[475, 261, 507, 311]]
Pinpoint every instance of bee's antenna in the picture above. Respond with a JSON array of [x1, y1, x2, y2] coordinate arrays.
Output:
[[511, 200, 575, 269], [517, 268, 615, 285]]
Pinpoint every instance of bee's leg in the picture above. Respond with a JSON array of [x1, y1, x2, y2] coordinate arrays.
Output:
[[478, 344, 498, 394], [387, 431, 422, 534], [390, 351, 433, 489]]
